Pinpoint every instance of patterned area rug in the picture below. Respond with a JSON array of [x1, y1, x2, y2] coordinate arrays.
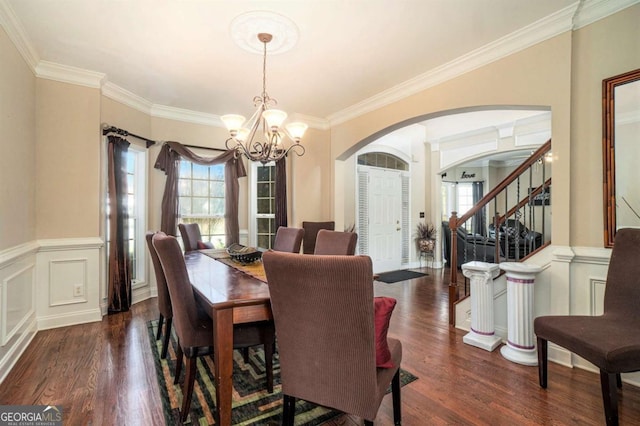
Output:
[[148, 321, 417, 425]]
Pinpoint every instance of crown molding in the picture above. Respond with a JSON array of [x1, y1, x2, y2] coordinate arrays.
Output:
[[573, 0, 640, 29], [102, 81, 152, 115], [327, 2, 580, 126], [0, 0, 39, 70], [150, 104, 222, 127], [35, 60, 105, 88]]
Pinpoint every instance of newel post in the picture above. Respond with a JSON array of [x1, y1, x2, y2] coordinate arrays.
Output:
[[448, 212, 458, 325]]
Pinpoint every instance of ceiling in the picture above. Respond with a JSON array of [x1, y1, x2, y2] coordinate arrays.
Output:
[[5, 0, 580, 128]]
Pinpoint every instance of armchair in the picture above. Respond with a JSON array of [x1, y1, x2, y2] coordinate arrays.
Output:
[[442, 221, 501, 267], [488, 219, 542, 259]]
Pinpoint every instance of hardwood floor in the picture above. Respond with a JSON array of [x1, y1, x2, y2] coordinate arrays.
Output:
[[1, 267, 639, 425]]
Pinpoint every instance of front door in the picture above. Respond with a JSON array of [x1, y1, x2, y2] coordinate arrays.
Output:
[[368, 168, 402, 272]]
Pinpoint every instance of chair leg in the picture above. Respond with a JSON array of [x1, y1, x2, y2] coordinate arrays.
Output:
[[174, 344, 184, 385], [600, 370, 619, 426], [537, 337, 548, 388], [616, 373, 622, 389], [160, 317, 172, 359], [282, 394, 296, 426], [156, 314, 164, 340], [180, 357, 198, 423], [392, 368, 402, 425], [242, 347, 250, 363]]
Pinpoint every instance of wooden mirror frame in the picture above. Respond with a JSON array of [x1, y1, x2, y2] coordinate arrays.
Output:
[[603, 68, 640, 247]]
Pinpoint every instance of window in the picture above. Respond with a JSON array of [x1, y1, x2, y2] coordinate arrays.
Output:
[[253, 163, 276, 249], [106, 146, 147, 287], [178, 161, 226, 248]]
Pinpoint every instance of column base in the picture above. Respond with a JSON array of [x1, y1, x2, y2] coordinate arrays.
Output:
[[500, 344, 538, 366], [463, 331, 502, 352]]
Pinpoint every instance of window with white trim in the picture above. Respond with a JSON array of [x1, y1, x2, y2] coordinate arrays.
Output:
[[178, 161, 226, 248], [250, 162, 276, 249], [106, 146, 147, 287]]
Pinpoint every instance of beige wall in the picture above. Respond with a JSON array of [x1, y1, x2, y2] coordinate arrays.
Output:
[[332, 32, 573, 246], [570, 4, 640, 247], [35, 80, 101, 239], [0, 26, 36, 250]]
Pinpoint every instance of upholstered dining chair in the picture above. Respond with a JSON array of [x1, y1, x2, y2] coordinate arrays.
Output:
[[314, 229, 358, 255], [145, 231, 173, 359], [263, 251, 402, 426], [301, 221, 335, 254], [534, 228, 640, 426], [272, 226, 305, 253], [178, 222, 212, 252], [152, 233, 276, 422]]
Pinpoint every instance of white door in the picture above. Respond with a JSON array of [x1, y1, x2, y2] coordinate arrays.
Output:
[[368, 168, 402, 272]]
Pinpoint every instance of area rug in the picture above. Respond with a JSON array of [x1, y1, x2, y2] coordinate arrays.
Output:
[[376, 269, 427, 284], [148, 321, 417, 425]]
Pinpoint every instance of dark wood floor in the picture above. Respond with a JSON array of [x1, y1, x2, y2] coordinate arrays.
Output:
[[1, 267, 640, 425]]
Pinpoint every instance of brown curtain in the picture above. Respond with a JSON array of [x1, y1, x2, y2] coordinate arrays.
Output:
[[154, 141, 246, 245], [275, 157, 287, 228], [107, 136, 131, 313]]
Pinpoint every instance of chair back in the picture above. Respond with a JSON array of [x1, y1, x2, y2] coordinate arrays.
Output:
[[314, 229, 358, 255], [272, 227, 305, 253], [145, 231, 172, 319], [178, 223, 202, 252], [152, 233, 201, 348], [263, 251, 377, 419], [603, 228, 640, 318], [301, 221, 335, 254]]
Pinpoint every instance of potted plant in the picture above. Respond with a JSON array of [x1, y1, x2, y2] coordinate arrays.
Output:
[[414, 222, 437, 252]]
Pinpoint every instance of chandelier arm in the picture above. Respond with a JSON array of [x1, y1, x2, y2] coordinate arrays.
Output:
[[283, 143, 305, 158]]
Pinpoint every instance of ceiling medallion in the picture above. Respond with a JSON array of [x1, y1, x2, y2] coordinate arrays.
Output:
[[230, 11, 299, 55]]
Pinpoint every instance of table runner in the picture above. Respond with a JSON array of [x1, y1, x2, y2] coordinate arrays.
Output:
[[200, 249, 267, 283]]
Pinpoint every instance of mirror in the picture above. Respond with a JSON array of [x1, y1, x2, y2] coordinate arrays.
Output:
[[603, 68, 640, 247]]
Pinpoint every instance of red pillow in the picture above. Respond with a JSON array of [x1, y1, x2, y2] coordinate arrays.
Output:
[[197, 240, 213, 249], [374, 296, 397, 368]]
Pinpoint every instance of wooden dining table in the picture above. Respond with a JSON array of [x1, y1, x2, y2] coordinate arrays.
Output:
[[184, 250, 272, 426]]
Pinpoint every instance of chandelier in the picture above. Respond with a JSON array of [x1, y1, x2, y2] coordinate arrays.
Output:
[[221, 33, 308, 164]]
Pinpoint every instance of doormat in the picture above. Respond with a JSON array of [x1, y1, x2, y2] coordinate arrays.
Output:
[[376, 269, 427, 284]]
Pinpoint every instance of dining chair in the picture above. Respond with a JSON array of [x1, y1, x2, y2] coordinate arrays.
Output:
[[152, 233, 276, 422], [178, 222, 212, 252], [301, 221, 335, 254], [263, 251, 402, 425], [145, 231, 173, 359], [534, 228, 640, 426], [314, 229, 358, 255], [272, 226, 305, 253]]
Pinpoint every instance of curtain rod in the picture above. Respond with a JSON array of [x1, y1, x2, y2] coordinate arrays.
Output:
[[102, 124, 156, 148]]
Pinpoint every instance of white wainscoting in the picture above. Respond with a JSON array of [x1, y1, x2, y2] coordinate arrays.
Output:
[[0, 242, 38, 383], [455, 245, 640, 387], [36, 238, 103, 330]]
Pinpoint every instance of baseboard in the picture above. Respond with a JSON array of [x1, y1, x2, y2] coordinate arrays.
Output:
[[37, 308, 102, 330], [0, 317, 37, 384]]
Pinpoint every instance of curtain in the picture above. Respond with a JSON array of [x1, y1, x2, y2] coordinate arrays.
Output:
[[275, 157, 287, 229], [107, 136, 132, 313], [472, 181, 485, 236], [154, 141, 246, 245]]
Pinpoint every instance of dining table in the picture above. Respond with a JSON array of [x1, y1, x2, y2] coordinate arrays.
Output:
[[184, 249, 272, 426]]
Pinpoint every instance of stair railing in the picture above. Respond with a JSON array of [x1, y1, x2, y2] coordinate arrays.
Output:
[[447, 139, 552, 325]]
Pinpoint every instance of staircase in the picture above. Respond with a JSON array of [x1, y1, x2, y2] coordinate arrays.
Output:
[[447, 140, 552, 325]]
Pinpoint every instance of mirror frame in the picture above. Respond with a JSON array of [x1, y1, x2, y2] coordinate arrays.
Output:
[[603, 68, 640, 248]]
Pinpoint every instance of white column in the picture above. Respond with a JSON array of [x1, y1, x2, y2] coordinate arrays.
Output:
[[499, 262, 543, 366], [462, 261, 501, 351]]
